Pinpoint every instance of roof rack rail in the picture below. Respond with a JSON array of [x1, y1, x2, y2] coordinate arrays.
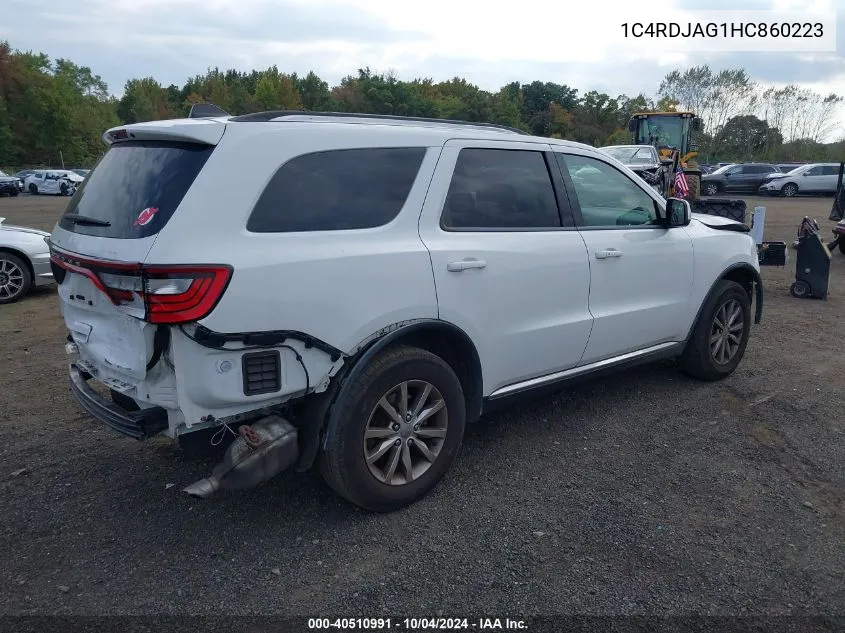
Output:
[[188, 103, 231, 119], [227, 110, 528, 135]]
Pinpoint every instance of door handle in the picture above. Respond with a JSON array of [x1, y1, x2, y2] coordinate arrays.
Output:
[[447, 258, 487, 272], [595, 249, 623, 259]]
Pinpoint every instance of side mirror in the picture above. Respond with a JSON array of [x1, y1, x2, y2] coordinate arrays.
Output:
[[666, 197, 691, 228]]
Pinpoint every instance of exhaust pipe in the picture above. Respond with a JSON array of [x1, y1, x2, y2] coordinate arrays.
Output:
[[183, 416, 299, 499]]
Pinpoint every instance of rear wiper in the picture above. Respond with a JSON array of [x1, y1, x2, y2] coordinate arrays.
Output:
[[62, 213, 111, 227]]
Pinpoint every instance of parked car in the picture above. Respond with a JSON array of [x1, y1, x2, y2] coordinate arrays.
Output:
[[599, 144, 668, 194], [701, 163, 782, 196], [15, 169, 38, 183], [0, 170, 23, 196], [758, 163, 843, 197], [50, 112, 763, 511], [71, 169, 90, 178], [24, 170, 83, 196], [0, 217, 54, 303]]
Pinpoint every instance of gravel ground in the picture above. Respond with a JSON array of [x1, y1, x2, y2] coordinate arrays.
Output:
[[0, 193, 843, 623]]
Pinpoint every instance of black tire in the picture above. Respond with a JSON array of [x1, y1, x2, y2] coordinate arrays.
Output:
[[839, 241, 845, 255], [679, 280, 751, 381], [687, 174, 701, 201], [28, 183, 37, 195], [703, 182, 719, 196], [319, 345, 466, 512], [790, 280, 811, 298], [9, 188, 18, 197], [60, 182, 68, 196], [781, 183, 798, 197], [0, 252, 33, 304]]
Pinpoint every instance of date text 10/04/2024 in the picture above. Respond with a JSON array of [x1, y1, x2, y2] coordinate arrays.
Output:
[[621, 22, 824, 38], [307, 618, 528, 630]]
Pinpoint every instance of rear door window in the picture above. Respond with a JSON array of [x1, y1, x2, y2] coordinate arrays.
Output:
[[58, 141, 214, 239], [441, 148, 562, 230], [246, 147, 427, 233]]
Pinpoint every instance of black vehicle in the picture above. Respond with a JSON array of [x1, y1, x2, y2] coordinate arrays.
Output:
[[0, 170, 22, 196], [701, 163, 782, 196]]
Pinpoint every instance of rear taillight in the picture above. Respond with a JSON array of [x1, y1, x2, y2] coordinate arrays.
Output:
[[49, 246, 232, 325]]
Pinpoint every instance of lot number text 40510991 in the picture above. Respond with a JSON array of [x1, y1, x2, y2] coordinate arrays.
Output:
[[307, 618, 529, 630]]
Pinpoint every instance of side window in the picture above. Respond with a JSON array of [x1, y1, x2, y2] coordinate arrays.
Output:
[[725, 166, 741, 176], [805, 166, 823, 176], [751, 166, 768, 174], [822, 165, 840, 176], [441, 148, 562, 230], [556, 153, 659, 228], [246, 147, 426, 233]]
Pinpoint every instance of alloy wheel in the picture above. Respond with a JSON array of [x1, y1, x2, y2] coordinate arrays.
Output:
[[710, 299, 744, 365], [0, 258, 25, 301], [363, 380, 448, 486]]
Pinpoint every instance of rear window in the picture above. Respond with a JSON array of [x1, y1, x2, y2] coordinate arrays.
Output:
[[58, 141, 214, 239], [246, 147, 427, 233]]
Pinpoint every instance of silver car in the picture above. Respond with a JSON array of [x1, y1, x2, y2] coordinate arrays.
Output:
[[0, 217, 54, 304], [759, 163, 842, 197]]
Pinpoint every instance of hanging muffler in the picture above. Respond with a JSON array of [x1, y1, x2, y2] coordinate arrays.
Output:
[[183, 415, 299, 498]]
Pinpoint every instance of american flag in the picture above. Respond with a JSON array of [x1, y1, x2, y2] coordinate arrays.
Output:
[[674, 168, 690, 198]]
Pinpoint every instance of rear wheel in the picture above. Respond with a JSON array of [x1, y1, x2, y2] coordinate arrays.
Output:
[[686, 173, 701, 201], [781, 183, 798, 197], [0, 252, 32, 304], [790, 280, 811, 298], [319, 345, 466, 512], [679, 280, 751, 381]]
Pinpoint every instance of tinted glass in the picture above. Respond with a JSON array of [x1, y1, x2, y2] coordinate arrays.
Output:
[[247, 148, 426, 233], [557, 153, 659, 227], [59, 141, 214, 239], [442, 149, 561, 230], [822, 165, 840, 176], [805, 166, 823, 176]]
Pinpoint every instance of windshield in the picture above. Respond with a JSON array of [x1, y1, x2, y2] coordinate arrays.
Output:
[[711, 164, 736, 175], [635, 116, 687, 149], [602, 147, 656, 165]]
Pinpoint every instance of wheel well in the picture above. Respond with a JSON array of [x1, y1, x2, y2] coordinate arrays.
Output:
[[721, 266, 755, 301], [0, 247, 34, 281], [382, 325, 484, 424]]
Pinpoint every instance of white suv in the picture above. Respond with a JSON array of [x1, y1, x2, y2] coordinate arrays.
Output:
[[49, 110, 763, 511]]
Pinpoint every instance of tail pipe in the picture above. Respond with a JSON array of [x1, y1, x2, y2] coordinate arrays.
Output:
[[183, 416, 299, 498]]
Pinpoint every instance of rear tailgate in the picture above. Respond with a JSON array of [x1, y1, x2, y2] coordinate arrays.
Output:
[[50, 119, 226, 387]]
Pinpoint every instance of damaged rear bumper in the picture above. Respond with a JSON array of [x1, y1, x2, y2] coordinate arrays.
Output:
[[68, 363, 168, 439]]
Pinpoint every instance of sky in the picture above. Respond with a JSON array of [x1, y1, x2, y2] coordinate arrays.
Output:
[[2, 0, 844, 138]]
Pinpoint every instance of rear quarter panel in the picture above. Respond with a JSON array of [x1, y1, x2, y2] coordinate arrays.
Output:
[[143, 124, 444, 355]]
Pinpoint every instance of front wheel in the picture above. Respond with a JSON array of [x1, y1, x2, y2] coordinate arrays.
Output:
[[0, 252, 32, 304], [679, 280, 751, 381], [781, 183, 798, 197], [319, 345, 466, 512], [60, 182, 68, 196], [703, 182, 719, 196], [28, 184, 37, 195]]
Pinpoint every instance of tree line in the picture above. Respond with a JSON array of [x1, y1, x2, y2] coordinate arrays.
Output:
[[1, 39, 842, 170]]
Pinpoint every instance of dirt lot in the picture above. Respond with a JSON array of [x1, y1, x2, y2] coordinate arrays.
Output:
[[1, 193, 844, 620]]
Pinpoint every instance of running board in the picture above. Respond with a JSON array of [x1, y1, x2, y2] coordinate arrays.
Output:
[[487, 341, 682, 400]]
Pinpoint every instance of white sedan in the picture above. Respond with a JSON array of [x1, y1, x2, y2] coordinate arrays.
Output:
[[24, 170, 84, 196]]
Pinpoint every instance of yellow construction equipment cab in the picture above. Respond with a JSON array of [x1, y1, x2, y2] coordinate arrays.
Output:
[[628, 111, 703, 200]]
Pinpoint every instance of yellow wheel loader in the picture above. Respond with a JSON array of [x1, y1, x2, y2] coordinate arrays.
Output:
[[627, 111, 703, 201]]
